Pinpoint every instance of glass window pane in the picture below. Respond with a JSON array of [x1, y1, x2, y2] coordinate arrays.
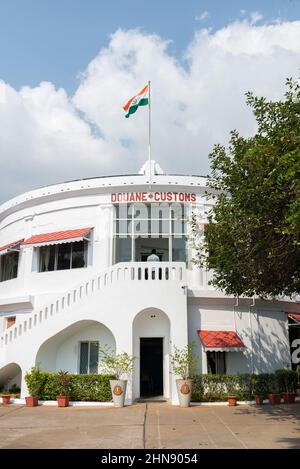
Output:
[[114, 236, 132, 263], [89, 342, 99, 374], [79, 342, 89, 374], [71, 241, 87, 269], [39, 245, 55, 272], [207, 352, 226, 374], [0, 252, 19, 282], [57, 243, 71, 270], [172, 237, 187, 263]]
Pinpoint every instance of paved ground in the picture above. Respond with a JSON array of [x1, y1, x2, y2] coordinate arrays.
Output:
[[0, 402, 300, 449]]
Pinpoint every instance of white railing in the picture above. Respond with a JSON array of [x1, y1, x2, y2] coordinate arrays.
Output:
[[0, 262, 186, 350]]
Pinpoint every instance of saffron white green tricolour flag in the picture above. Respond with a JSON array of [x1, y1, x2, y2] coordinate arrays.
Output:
[[123, 84, 149, 118]]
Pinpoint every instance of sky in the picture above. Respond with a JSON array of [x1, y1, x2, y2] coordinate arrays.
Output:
[[0, 0, 300, 202]]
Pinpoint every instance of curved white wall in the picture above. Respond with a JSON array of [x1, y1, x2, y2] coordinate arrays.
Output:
[[36, 320, 116, 373]]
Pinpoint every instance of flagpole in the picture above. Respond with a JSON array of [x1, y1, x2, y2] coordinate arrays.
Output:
[[148, 80, 152, 185]]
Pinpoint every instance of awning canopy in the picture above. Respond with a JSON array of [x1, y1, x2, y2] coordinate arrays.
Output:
[[288, 313, 300, 324], [198, 330, 245, 352], [23, 228, 92, 248], [0, 239, 24, 256]]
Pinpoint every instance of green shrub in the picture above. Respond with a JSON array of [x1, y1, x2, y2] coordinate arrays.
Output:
[[252, 373, 271, 397], [275, 369, 298, 393], [25, 371, 115, 401], [25, 366, 47, 397], [192, 372, 282, 401], [8, 384, 21, 394]]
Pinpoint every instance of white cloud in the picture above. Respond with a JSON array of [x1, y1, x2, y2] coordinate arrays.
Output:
[[250, 11, 263, 25], [1, 19, 300, 202], [195, 11, 210, 22]]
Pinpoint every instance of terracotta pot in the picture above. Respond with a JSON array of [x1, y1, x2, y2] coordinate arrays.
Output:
[[228, 396, 237, 406], [25, 396, 39, 407], [1, 394, 11, 405], [56, 396, 69, 407], [281, 392, 296, 404], [255, 395, 264, 405], [268, 393, 281, 405]]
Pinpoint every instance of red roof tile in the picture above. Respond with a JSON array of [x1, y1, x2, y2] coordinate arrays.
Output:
[[0, 239, 24, 252], [24, 228, 92, 245], [198, 330, 245, 348], [288, 313, 300, 323]]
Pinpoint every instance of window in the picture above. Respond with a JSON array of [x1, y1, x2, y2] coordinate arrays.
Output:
[[6, 316, 16, 329], [207, 351, 226, 374], [79, 341, 99, 374], [0, 251, 19, 282], [113, 203, 188, 263], [39, 240, 88, 272]]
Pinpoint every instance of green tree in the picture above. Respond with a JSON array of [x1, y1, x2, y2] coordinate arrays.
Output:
[[192, 78, 300, 298]]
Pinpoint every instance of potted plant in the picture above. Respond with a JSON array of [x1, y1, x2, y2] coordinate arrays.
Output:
[[268, 374, 281, 405], [25, 365, 44, 407], [55, 370, 72, 407], [99, 346, 136, 408], [1, 393, 11, 405], [170, 343, 197, 408], [227, 395, 238, 406], [253, 374, 269, 405], [276, 369, 297, 404]]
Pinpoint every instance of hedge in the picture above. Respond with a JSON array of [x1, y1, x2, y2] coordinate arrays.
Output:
[[25, 372, 115, 401], [24, 369, 299, 402], [191, 370, 299, 402]]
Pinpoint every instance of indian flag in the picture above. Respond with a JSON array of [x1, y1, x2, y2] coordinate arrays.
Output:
[[123, 84, 149, 118]]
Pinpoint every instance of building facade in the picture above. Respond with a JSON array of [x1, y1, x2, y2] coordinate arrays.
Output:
[[0, 161, 299, 404]]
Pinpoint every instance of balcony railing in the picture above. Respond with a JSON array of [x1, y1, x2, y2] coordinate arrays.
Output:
[[0, 262, 186, 350]]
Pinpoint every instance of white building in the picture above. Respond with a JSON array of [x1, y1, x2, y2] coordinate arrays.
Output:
[[0, 160, 299, 404]]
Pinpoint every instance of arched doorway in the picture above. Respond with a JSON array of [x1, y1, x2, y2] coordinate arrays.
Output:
[[36, 320, 116, 373], [0, 362, 22, 391], [132, 308, 170, 400]]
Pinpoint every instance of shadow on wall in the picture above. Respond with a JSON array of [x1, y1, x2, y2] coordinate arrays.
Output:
[[235, 309, 291, 373]]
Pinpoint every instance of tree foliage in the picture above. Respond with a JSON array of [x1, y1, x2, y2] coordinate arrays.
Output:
[[192, 78, 300, 298]]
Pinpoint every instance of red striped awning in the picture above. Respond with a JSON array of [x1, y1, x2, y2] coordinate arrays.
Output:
[[23, 228, 92, 247], [0, 239, 24, 255], [198, 330, 245, 352], [288, 313, 300, 323]]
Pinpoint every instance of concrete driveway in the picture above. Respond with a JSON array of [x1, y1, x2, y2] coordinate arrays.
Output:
[[0, 402, 299, 449]]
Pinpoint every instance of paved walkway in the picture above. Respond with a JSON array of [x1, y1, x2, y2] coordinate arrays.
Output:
[[0, 402, 300, 449]]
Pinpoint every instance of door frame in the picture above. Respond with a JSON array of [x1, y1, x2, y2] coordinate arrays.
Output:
[[139, 337, 164, 397]]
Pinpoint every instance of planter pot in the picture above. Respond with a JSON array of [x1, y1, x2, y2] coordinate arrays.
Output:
[[255, 396, 264, 405], [281, 392, 296, 404], [1, 394, 11, 405], [268, 393, 281, 405], [176, 379, 193, 408], [110, 380, 127, 408], [228, 396, 238, 406], [25, 396, 39, 407], [56, 396, 70, 407]]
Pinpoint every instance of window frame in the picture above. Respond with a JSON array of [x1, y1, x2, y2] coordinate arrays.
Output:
[[206, 351, 227, 375], [0, 251, 20, 282], [78, 341, 99, 374], [38, 240, 88, 273], [113, 203, 188, 263]]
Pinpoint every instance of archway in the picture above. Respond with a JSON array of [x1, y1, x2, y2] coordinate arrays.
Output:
[[0, 362, 22, 391], [132, 308, 171, 400], [36, 320, 116, 373]]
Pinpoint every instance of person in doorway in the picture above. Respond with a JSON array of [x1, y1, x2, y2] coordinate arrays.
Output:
[[146, 249, 160, 280], [147, 249, 160, 262]]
